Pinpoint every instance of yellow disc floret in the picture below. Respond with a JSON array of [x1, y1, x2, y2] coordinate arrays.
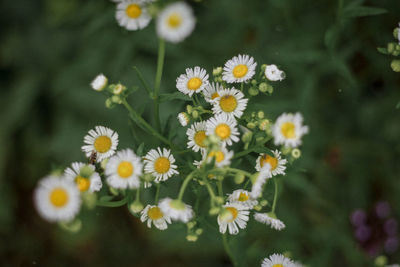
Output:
[[94, 136, 112, 153], [215, 124, 231, 140], [75, 176, 91, 192], [211, 92, 220, 99], [147, 206, 163, 220], [154, 157, 170, 174], [167, 13, 182, 28], [187, 77, 202, 91], [49, 188, 69, 207], [232, 64, 248, 78], [280, 122, 296, 139], [225, 207, 238, 222], [208, 151, 225, 163], [260, 154, 278, 170], [272, 265, 284, 267], [238, 192, 249, 202], [219, 95, 238, 112], [117, 161, 134, 178], [194, 130, 207, 147], [125, 4, 142, 19]]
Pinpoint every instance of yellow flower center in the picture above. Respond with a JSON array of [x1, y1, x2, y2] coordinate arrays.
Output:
[[215, 124, 231, 140], [208, 151, 225, 163], [194, 130, 207, 147], [272, 265, 284, 267], [260, 154, 278, 170], [49, 188, 69, 207], [187, 77, 202, 91], [226, 207, 238, 222], [154, 157, 170, 174], [75, 176, 91, 192], [117, 161, 134, 178], [147, 206, 163, 220], [219, 95, 238, 112], [94, 136, 112, 153], [125, 4, 142, 19], [211, 92, 220, 99], [280, 122, 296, 139], [167, 13, 182, 28], [232, 64, 248, 78], [238, 192, 249, 202]]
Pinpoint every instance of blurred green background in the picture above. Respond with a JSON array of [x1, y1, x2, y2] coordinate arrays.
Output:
[[1, 0, 400, 266]]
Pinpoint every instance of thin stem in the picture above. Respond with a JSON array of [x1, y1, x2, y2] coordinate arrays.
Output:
[[136, 187, 140, 201], [217, 180, 223, 197], [202, 177, 217, 200], [224, 167, 252, 178], [154, 38, 165, 132], [222, 234, 237, 266], [154, 183, 160, 203], [133, 66, 152, 96], [240, 82, 244, 91], [272, 178, 279, 213], [96, 198, 127, 207], [178, 171, 196, 200], [244, 178, 251, 190], [232, 148, 254, 159]]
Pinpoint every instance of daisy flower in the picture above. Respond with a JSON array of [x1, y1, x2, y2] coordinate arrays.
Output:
[[255, 150, 287, 178], [156, 2, 196, 43], [206, 114, 239, 146], [105, 149, 143, 189], [222, 54, 257, 83], [265, 64, 285, 81], [250, 164, 271, 199], [261, 253, 294, 267], [254, 212, 286, 231], [217, 202, 250, 235], [186, 121, 208, 152], [90, 74, 108, 91], [34, 176, 81, 222], [159, 198, 194, 223], [272, 112, 309, 148], [176, 67, 209, 97], [140, 204, 172, 230], [203, 146, 233, 168], [81, 126, 119, 163], [203, 82, 223, 103], [212, 87, 248, 119], [64, 162, 102, 193], [227, 189, 258, 209], [144, 148, 179, 182], [178, 112, 190, 126], [115, 0, 152, 31]]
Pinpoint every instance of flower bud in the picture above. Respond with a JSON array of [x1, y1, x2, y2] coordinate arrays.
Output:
[[254, 205, 262, 211], [100, 158, 109, 170], [249, 87, 259, 96], [187, 221, 196, 229], [113, 83, 126, 95], [105, 98, 114, 109], [391, 59, 400, 72], [82, 192, 97, 210], [195, 228, 203, 235], [214, 196, 224, 205], [247, 122, 256, 129], [393, 27, 400, 40], [261, 64, 267, 72], [374, 255, 387, 266], [251, 79, 257, 86], [129, 200, 144, 213], [218, 208, 233, 222], [111, 95, 122, 104], [257, 111, 265, 119], [259, 82, 268, 93], [388, 42, 396, 54], [186, 235, 198, 242], [192, 110, 199, 119], [209, 207, 220, 215], [90, 74, 108, 91], [109, 187, 119, 196], [186, 105, 193, 114], [291, 148, 301, 159], [266, 84, 274, 94], [260, 199, 268, 206], [79, 165, 94, 178], [259, 119, 270, 131], [234, 173, 245, 184], [241, 131, 253, 143], [213, 67, 223, 76]]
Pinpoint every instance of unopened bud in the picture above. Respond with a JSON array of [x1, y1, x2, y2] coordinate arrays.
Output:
[[234, 173, 245, 184], [247, 122, 256, 129], [129, 200, 144, 213], [391, 59, 400, 72], [113, 83, 126, 95], [254, 205, 262, 211], [242, 131, 253, 143], [111, 95, 122, 104], [260, 199, 268, 206], [186, 235, 198, 242], [251, 79, 257, 86], [259, 82, 268, 93], [257, 111, 265, 119], [209, 207, 220, 215], [291, 148, 301, 159], [259, 119, 270, 131], [195, 228, 203, 235], [192, 110, 199, 119], [213, 67, 223, 76], [249, 87, 259, 96], [186, 105, 193, 114], [105, 98, 114, 109]]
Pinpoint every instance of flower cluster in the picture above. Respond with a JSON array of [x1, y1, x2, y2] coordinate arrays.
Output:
[[378, 22, 400, 72]]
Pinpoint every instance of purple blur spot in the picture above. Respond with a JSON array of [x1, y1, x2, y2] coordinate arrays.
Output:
[[375, 201, 391, 218], [384, 237, 399, 254], [384, 218, 398, 236], [351, 209, 366, 226], [355, 225, 371, 242]]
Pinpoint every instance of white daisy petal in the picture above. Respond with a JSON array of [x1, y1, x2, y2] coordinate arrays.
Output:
[[186, 121, 208, 153], [254, 212, 286, 231], [217, 202, 250, 235], [90, 74, 108, 91], [178, 112, 190, 126], [81, 126, 119, 163], [203, 82, 223, 103], [64, 162, 102, 193], [115, 0, 152, 31], [261, 253, 295, 267], [176, 66, 209, 97], [143, 148, 179, 182], [198, 146, 233, 168], [272, 112, 309, 148], [222, 54, 257, 83], [250, 164, 272, 199], [265, 64, 285, 81], [159, 198, 194, 223]]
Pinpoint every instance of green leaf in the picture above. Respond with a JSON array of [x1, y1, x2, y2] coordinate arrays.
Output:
[[396, 101, 400, 109], [136, 142, 145, 156], [252, 146, 273, 155], [343, 6, 387, 18], [159, 92, 191, 102], [377, 47, 389, 55]]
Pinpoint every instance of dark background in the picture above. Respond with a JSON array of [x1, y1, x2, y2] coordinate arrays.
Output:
[[1, 0, 400, 266]]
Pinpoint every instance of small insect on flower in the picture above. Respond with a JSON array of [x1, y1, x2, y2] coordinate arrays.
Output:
[[261, 253, 295, 267], [105, 149, 143, 189], [254, 212, 286, 231], [156, 1, 196, 43], [217, 202, 250, 235], [272, 112, 309, 148], [206, 113, 240, 146], [90, 74, 108, 91], [115, 0, 152, 31], [222, 54, 257, 83], [176, 66, 209, 97], [212, 87, 248, 119], [64, 162, 102, 193], [82, 126, 119, 163], [186, 121, 208, 153], [227, 189, 258, 209], [89, 152, 97, 165], [203, 82, 223, 103], [140, 204, 172, 230], [34, 176, 81, 222], [255, 150, 287, 178], [144, 148, 179, 182], [264, 64, 285, 81], [159, 198, 194, 223]]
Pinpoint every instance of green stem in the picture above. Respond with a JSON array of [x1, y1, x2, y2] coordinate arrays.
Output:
[[133, 66, 152, 96], [272, 178, 278, 213], [136, 187, 140, 201], [154, 183, 160, 203], [96, 198, 127, 207], [154, 38, 165, 132], [178, 171, 196, 200], [202, 177, 217, 200], [240, 82, 244, 91], [217, 180, 223, 197], [232, 148, 254, 159], [222, 234, 237, 266], [224, 167, 252, 178]]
